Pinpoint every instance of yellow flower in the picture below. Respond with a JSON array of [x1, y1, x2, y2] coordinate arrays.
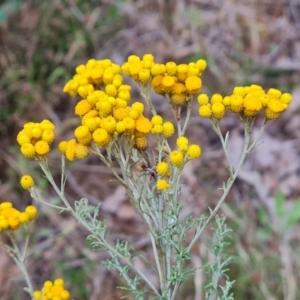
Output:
[[171, 93, 186, 106], [102, 116, 117, 134], [40, 120, 55, 131], [151, 115, 163, 125], [212, 102, 225, 120], [265, 108, 280, 120], [17, 133, 30, 145], [58, 141, 68, 155], [21, 143, 35, 158], [166, 61, 177, 76], [143, 54, 154, 62], [156, 162, 170, 177], [233, 86, 245, 96], [42, 130, 55, 144], [196, 59, 207, 72], [171, 83, 186, 94], [197, 94, 209, 105], [187, 144, 201, 160], [74, 144, 89, 160], [152, 124, 163, 134], [93, 128, 110, 147], [135, 116, 152, 134], [162, 122, 175, 138], [185, 76, 202, 94], [78, 84, 94, 98], [151, 63, 164, 76], [170, 150, 184, 167], [280, 93, 292, 104], [151, 75, 164, 94], [243, 95, 262, 111], [114, 107, 130, 121], [267, 99, 284, 113], [211, 94, 223, 104], [8, 217, 20, 230], [18, 212, 29, 224], [31, 127, 42, 139], [116, 122, 126, 133], [35, 141, 50, 156], [75, 100, 92, 116], [162, 75, 176, 92], [138, 69, 151, 83], [123, 117, 136, 133], [176, 136, 189, 151], [105, 84, 118, 97], [20, 175, 34, 190], [118, 90, 131, 102], [156, 179, 170, 191], [66, 139, 77, 161], [229, 95, 243, 112], [198, 104, 212, 118], [267, 88, 281, 98], [131, 102, 144, 114], [223, 96, 231, 107], [97, 100, 112, 117], [74, 126, 90, 140], [25, 205, 37, 220], [134, 136, 148, 150]]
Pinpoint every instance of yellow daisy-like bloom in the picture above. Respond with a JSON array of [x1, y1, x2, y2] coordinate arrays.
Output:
[[151, 63, 164, 76], [198, 104, 212, 118], [152, 124, 163, 134], [151, 115, 163, 125], [138, 69, 151, 83], [169, 150, 184, 167], [74, 126, 90, 140], [187, 144, 201, 160], [264, 108, 280, 120], [280, 93, 292, 104], [78, 84, 94, 98], [40, 120, 55, 131], [230, 95, 244, 112], [212, 102, 225, 120], [115, 98, 128, 109], [35, 141, 50, 156], [162, 75, 176, 91], [243, 95, 262, 112], [166, 61, 177, 76], [105, 84, 118, 97], [114, 107, 130, 121], [135, 116, 152, 134], [74, 144, 89, 160], [97, 100, 112, 117], [8, 217, 20, 230], [65, 139, 77, 161], [187, 64, 200, 77], [75, 100, 92, 116], [143, 53, 154, 62], [41, 130, 55, 144], [134, 136, 148, 150], [17, 133, 30, 145], [156, 179, 170, 191], [267, 99, 284, 113], [18, 212, 29, 224], [151, 75, 164, 94], [129, 109, 140, 120], [21, 143, 35, 158], [156, 162, 170, 177], [58, 141, 68, 155], [84, 117, 99, 132], [20, 175, 34, 190], [129, 61, 144, 79], [171, 93, 186, 106], [197, 94, 209, 105], [162, 122, 175, 138], [211, 94, 223, 104], [185, 76, 202, 94], [123, 117, 136, 133], [118, 90, 131, 102], [171, 83, 186, 95], [233, 86, 245, 97], [116, 121, 126, 134], [196, 59, 207, 72], [102, 116, 117, 134], [93, 128, 110, 147], [131, 102, 144, 114], [103, 71, 114, 85], [31, 127, 42, 139], [223, 96, 231, 107], [176, 136, 189, 152], [25, 205, 37, 220], [268, 88, 281, 98]]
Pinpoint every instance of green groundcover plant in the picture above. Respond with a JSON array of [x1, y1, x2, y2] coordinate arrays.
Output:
[[0, 54, 292, 300]]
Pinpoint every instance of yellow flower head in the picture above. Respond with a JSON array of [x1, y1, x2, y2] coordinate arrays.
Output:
[[35, 141, 50, 156], [75, 144, 89, 160], [156, 179, 170, 191], [265, 108, 280, 120], [134, 136, 148, 150], [212, 102, 225, 120], [151, 115, 163, 126], [198, 104, 212, 118], [267, 99, 284, 113], [21, 143, 35, 158], [75, 100, 92, 116], [187, 144, 201, 160], [131, 102, 144, 114], [197, 94, 209, 105], [40, 120, 55, 131], [138, 69, 151, 83], [176, 136, 189, 152], [196, 59, 207, 72], [166, 61, 177, 76], [230, 95, 243, 112], [171, 93, 186, 106], [102, 116, 117, 134], [185, 76, 202, 94], [135, 116, 152, 134], [211, 94, 223, 104], [65, 139, 77, 161], [170, 150, 184, 167], [280, 93, 292, 105], [93, 128, 110, 147], [105, 84, 118, 97], [20, 175, 34, 190], [25, 205, 37, 220], [42, 130, 55, 144], [162, 122, 175, 138], [156, 162, 170, 177], [58, 141, 68, 155]]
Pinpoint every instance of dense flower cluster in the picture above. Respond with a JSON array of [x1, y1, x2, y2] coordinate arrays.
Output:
[[33, 278, 71, 300], [0, 202, 37, 232], [198, 85, 293, 120], [17, 120, 55, 158]]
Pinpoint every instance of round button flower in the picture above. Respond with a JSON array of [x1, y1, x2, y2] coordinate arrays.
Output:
[[156, 179, 170, 191], [156, 162, 171, 177], [20, 175, 34, 190], [187, 145, 202, 160], [170, 151, 184, 167]]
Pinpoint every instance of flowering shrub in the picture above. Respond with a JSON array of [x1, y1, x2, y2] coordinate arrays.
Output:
[[0, 54, 292, 300]]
